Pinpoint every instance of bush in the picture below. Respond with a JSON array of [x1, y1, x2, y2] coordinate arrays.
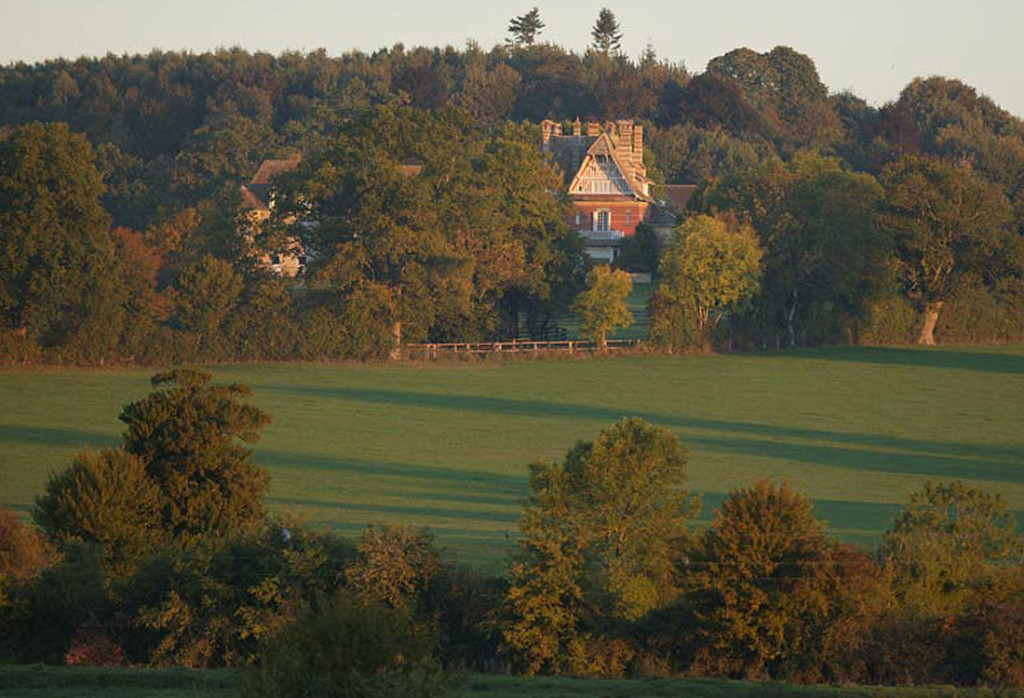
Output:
[[0, 507, 58, 605], [937, 279, 1003, 344], [8, 543, 111, 664], [118, 524, 355, 668], [346, 525, 442, 609], [245, 592, 453, 698], [33, 448, 165, 580], [64, 617, 127, 667], [857, 292, 918, 345]]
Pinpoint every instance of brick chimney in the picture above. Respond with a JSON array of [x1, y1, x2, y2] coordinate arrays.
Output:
[[616, 120, 633, 173], [573, 116, 582, 136], [541, 119, 555, 150], [585, 121, 600, 137], [633, 123, 644, 167]]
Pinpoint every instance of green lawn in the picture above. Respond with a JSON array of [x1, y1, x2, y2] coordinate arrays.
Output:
[[0, 666, 1017, 697], [2, 345, 1023, 571], [556, 280, 654, 340]]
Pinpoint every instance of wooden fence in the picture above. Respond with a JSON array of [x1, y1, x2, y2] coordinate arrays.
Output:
[[405, 338, 643, 358]]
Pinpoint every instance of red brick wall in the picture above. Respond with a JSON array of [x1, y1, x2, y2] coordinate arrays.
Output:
[[570, 201, 651, 236]]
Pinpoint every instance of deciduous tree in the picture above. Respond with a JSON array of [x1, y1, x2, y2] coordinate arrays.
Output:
[[574, 266, 632, 350], [881, 156, 1014, 345], [652, 214, 763, 351], [119, 369, 271, 545], [346, 524, 442, 609], [884, 481, 1021, 617], [0, 122, 125, 358], [504, 419, 694, 674], [34, 449, 165, 580], [677, 480, 844, 679]]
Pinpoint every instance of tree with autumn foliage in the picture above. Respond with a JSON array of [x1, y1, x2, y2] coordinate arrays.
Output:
[[504, 419, 694, 675], [673, 480, 849, 679], [651, 214, 763, 352], [574, 266, 633, 350], [34, 449, 165, 580], [346, 524, 443, 610]]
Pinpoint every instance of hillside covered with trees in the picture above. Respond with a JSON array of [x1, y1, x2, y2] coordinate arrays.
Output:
[[2, 9, 1023, 363]]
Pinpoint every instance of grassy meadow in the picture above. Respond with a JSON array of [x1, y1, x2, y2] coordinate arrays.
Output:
[[0, 665, 1018, 698], [1, 344, 1023, 570]]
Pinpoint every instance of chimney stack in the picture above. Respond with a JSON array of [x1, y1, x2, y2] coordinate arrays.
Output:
[[573, 117, 582, 136], [633, 123, 644, 167], [615, 120, 633, 175], [585, 121, 600, 137], [541, 119, 555, 150]]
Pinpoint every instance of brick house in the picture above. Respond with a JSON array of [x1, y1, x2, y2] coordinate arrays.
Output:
[[542, 118, 695, 263]]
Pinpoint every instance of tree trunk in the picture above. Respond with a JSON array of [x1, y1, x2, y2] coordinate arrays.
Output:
[[917, 301, 943, 346], [390, 319, 403, 361], [786, 289, 798, 348], [597, 331, 607, 352], [389, 284, 403, 361]]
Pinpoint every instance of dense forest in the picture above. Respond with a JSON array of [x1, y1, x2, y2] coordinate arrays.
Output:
[[2, 25, 1024, 363]]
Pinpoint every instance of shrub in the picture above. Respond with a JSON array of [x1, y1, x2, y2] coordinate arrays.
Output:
[[858, 291, 918, 345], [63, 617, 127, 667], [346, 525, 442, 609], [33, 448, 165, 580], [0, 507, 58, 605], [10, 543, 110, 664], [245, 592, 452, 698]]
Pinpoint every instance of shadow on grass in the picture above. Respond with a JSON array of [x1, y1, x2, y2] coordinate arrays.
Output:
[[269, 494, 519, 524], [0, 424, 113, 449], [259, 385, 1024, 481], [763, 345, 1024, 376], [259, 450, 528, 492], [687, 434, 1023, 482]]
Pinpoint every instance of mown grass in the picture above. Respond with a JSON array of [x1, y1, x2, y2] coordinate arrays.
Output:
[[1, 344, 1023, 571], [0, 666, 1017, 697]]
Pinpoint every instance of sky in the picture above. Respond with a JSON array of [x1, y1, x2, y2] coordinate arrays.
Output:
[[3, 0, 1023, 118]]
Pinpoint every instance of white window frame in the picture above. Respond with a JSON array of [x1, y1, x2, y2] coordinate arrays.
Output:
[[593, 209, 611, 232]]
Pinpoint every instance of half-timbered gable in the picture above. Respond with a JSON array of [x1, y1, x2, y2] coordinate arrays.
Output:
[[542, 118, 674, 263]]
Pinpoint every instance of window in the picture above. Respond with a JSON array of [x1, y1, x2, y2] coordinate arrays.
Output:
[[575, 211, 582, 226], [625, 210, 632, 227], [594, 209, 611, 232]]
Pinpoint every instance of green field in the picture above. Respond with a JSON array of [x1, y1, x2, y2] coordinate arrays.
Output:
[[0, 665, 1017, 698], [2, 345, 1023, 570]]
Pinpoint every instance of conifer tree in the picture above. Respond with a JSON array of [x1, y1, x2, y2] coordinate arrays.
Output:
[[591, 8, 623, 55], [508, 7, 545, 47]]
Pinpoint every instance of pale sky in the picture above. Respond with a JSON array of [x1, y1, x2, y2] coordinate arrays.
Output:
[[3, 0, 1023, 118]]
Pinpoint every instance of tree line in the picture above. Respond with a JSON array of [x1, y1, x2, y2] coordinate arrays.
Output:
[[2, 30, 1023, 363], [1, 374, 1022, 691]]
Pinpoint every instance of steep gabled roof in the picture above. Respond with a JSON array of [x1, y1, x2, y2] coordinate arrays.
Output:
[[549, 135, 593, 187], [240, 156, 302, 211], [567, 132, 654, 202]]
